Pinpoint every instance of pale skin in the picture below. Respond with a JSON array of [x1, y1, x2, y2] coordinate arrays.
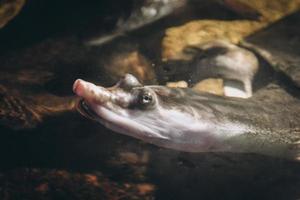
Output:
[[73, 74, 300, 160]]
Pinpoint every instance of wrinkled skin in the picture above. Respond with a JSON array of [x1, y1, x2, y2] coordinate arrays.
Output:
[[73, 74, 300, 160]]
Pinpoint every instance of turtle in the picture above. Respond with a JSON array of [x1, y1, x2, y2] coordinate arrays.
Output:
[[73, 12, 300, 160]]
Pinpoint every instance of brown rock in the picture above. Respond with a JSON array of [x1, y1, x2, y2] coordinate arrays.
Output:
[[35, 183, 49, 193], [162, 0, 300, 60], [119, 152, 140, 164], [85, 174, 100, 187], [166, 80, 188, 88], [136, 183, 155, 195], [106, 51, 156, 84], [0, 168, 156, 199], [162, 19, 263, 59], [165, 79, 224, 96], [0, 0, 25, 28], [192, 78, 224, 96]]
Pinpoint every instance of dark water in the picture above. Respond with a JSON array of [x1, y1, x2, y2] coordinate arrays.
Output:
[[0, 1, 300, 199]]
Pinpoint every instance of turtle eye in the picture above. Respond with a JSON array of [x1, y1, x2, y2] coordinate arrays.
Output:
[[130, 89, 155, 109], [141, 92, 153, 104]]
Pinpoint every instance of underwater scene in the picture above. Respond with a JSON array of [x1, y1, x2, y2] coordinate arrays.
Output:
[[0, 0, 300, 199]]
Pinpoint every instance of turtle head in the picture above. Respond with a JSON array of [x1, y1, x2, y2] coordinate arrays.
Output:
[[73, 74, 173, 140], [73, 74, 227, 151]]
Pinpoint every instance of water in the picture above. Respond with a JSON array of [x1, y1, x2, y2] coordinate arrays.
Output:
[[0, 1, 300, 199]]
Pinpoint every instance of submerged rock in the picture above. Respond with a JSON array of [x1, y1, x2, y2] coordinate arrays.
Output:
[[160, 40, 259, 98], [0, 0, 25, 28], [162, 0, 300, 59], [0, 168, 155, 199], [0, 82, 75, 130]]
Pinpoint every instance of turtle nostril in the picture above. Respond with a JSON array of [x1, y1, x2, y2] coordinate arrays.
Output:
[[73, 79, 86, 96]]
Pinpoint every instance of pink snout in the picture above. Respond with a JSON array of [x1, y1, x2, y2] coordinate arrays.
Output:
[[73, 79, 111, 104]]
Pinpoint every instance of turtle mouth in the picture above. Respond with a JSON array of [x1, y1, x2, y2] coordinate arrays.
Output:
[[77, 99, 100, 120]]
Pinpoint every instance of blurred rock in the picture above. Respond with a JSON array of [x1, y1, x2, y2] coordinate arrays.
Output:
[[0, 84, 76, 130], [244, 11, 300, 88], [162, 0, 300, 59], [193, 78, 224, 95], [163, 19, 262, 59], [166, 79, 224, 96], [0, 0, 25, 28], [105, 51, 156, 85], [166, 80, 188, 88], [233, 0, 300, 22], [221, 0, 261, 19], [0, 168, 155, 199]]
